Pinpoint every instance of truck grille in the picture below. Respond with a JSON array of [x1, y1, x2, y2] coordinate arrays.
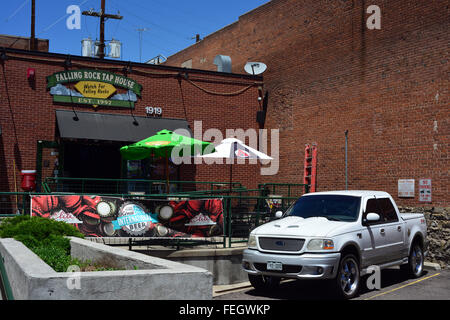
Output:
[[258, 237, 305, 252]]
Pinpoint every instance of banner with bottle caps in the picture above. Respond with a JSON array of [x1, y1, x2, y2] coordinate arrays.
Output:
[[30, 195, 223, 238]]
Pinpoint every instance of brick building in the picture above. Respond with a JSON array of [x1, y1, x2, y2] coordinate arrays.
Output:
[[0, 34, 49, 52], [165, 0, 449, 206], [0, 48, 263, 196]]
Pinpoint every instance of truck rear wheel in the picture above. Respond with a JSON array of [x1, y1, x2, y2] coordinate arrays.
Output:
[[248, 274, 281, 292], [401, 242, 424, 278], [334, 254, 360, 299]]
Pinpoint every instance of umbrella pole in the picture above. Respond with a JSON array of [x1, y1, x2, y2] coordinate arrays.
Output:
[[166, 150, 170, 194], [229, 163, 233, 194]]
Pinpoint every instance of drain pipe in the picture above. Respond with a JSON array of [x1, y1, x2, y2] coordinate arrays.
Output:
[[345, 130, 348, 190]]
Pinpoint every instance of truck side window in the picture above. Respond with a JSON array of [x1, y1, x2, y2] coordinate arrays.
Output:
[[365, 199, 382, 216], [378, 198, 399, 222], [364, 199, 383, 225]]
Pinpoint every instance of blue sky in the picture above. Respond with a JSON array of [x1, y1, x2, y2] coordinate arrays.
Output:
[[1, 0, 270, 62]]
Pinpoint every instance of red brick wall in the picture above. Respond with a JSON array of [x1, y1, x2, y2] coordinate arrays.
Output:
[[0, 35, 49, 52], [0, 50, 262, 194], [165, 0, 449, 206]]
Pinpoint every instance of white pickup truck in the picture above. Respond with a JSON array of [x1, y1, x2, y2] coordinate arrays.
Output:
[[242, 191, 428, 299]]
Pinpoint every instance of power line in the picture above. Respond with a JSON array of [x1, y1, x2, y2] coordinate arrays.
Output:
[[107, 6, 179, 54], [108, 0, 189, 40], [5, 0, 29, 22], [115, 23, 169, 60], [126, 0, 220, 32], [38, 0, 92, 35]]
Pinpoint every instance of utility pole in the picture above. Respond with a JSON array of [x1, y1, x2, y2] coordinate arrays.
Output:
[[135, 27, 148, 62], [30, 0, 36, 50], [82, 0, 122, 59]]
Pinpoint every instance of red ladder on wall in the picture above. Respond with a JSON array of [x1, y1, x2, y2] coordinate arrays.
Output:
[[303, 143, 318, 192]]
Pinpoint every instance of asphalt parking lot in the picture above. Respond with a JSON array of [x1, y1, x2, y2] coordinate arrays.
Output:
[[214, 267, 449, 300]]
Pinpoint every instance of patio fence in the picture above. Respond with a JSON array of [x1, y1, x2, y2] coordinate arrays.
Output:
[[42, 177, 244, 195], [0, 180, 308, 248]]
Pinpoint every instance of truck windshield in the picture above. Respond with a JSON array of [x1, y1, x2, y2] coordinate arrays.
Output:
[[285, 195, 361, 222]]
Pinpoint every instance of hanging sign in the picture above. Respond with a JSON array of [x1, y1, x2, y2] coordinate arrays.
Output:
[[46, 69, 142, 109], [419, 179, 432, 202]]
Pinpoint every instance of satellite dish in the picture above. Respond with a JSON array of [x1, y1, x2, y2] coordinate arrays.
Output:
[[244, 62, 267, 75]]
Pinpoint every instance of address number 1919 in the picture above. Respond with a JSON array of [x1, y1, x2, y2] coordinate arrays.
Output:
[[145, 106, 162, 116]]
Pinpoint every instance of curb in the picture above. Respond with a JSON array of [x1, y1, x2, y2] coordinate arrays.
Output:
[[424, 261, 442, 271], [213, 281, 252, 297]]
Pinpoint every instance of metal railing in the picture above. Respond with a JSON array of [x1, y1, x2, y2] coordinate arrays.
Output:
[[42, 177, 244, 195], [258, 183, 309, 198], [0, 192, 30, 217], [0, 186, 308, 299], [222, 193, 300, 247], [0, 250, 14, 300], [0, 190, 304, 248]]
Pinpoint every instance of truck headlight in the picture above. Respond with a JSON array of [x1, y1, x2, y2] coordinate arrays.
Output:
[[248, 234, 257, 249], [307, 239, 334, 250]]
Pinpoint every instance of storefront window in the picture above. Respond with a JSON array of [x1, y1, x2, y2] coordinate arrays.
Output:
[[126, 156, 179, 193]]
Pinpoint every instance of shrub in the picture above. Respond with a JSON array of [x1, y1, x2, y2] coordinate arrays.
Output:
[[0, 215, 84, 272], [0, 215, 84, 240], [31, 245, 79, 272]]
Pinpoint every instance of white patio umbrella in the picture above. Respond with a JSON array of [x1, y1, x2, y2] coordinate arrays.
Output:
[[198, 138, 273, 190]]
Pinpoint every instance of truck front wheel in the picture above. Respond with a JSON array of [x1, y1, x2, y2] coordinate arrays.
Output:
[[248, 274, 281, 292], [334, 254, 360, 299]]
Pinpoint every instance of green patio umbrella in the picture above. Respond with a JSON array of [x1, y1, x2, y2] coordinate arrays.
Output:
[[120, 129, 214, 192]]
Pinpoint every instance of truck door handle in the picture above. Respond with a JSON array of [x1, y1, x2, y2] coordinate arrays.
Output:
[[397, 226, 402, 231], [380, 228, 385, 234]]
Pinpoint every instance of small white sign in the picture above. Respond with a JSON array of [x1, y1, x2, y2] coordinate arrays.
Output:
[[398, 179, 415, 198], [419, 179, 432, 202]]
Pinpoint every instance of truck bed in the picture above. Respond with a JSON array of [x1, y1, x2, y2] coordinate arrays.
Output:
[[400, 213, 424, 221]]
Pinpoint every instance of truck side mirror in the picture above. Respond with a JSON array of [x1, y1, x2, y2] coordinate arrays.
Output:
[[366, 212, 381, 222], [275, 211, 283, 219]]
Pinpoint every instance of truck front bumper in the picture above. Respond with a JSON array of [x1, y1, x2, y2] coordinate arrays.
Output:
[[242, 249, 341, 280]]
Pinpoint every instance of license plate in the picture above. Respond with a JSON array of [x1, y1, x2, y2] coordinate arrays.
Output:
[[267, 261, 283, 271]]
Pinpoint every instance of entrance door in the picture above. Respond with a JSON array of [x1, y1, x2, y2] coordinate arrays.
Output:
[[36, 140, 60, 192], [360, 197, 389, 267], [376, 197, 406, 262], [62, 141, 124, 193]]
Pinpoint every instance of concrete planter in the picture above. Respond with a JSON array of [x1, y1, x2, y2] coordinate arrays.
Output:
[[139, 247, 248, 285], [0, 237, 212, 300]]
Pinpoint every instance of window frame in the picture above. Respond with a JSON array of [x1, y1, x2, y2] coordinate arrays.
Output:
[[377, 197, 399, 223], [362, 197, 399, 226]]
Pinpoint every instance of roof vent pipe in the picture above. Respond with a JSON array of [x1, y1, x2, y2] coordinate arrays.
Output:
[[213, 55, 232, 73]]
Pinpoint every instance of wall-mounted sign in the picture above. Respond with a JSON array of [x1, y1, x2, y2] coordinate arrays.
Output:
[[145, 106, 162, 116], [419, 179, 432, 202], [46, 69, 142, 109], [398, 179, 415, 198]]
